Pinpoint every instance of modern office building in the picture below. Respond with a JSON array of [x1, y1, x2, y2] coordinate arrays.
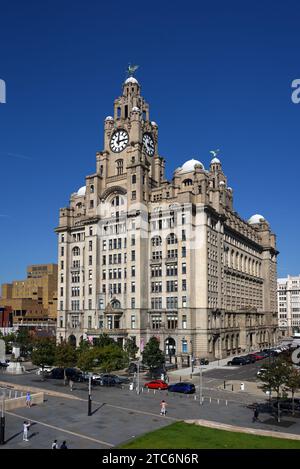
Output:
[[278, 275, 300, 337], [0, 264, 58, 325], [55, 74, 278, 362]]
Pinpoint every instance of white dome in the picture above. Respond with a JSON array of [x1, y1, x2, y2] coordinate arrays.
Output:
[[151, 121, 158, 127], [77, 186, 86, 196], [105, 115, 113, 121], [219, 180, 225, 185], [180, 159, 204, 173], [227, 186, 233, 191], [131, 106, 140, 112], [211, 157, 220, 164], [125, 77, 139, 85], [248, 214, 265, 225]]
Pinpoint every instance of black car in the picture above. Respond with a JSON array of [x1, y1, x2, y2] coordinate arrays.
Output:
[[0, 361, 9, 368], [227, 357, 247, 366], [47, 367, 84, 382], [127, 362, 148, 374], [272, 399, 300, 413], [244, 355, 256, 364]]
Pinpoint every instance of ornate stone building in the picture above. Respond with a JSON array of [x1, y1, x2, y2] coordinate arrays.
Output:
[[55, 75, 278, 361]]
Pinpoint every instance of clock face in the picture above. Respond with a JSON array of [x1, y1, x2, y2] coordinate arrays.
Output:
[[110, 129, 129, 153], [143, 133, 155, 156]]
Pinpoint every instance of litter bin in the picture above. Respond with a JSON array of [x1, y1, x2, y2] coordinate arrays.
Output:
[[129, 383, 134, 391]]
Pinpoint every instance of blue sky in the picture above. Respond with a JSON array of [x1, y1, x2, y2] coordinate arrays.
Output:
[[0, 0, 300, 286]]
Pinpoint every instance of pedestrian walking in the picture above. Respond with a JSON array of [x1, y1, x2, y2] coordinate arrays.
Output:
[[69, 379, 74, 391], [160, 400, 167, 416], [26, 391, 31, 407], [23, 420, 30, 441], [52, 439, 58, 449], [60, 440, 68, 449], [252, 407, 260, 422]]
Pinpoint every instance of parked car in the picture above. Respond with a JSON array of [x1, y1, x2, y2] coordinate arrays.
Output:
[[227, 357, 248, 366], [99, 376, 118, 387], [47, 367, 84, 382], [272, 398, 300, 413], [36, 366, 54, 375], [144, 380, 168, 390], [0, 361, 9, 368], [248, 353, 265, 361], [168, 382, 195, 394], [256, 367, 267, 377], [244, 354, 256, 364]]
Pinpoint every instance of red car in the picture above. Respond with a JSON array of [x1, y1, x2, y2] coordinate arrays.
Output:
[[249, 353, 265, 361], [144, 380, 168, 390]]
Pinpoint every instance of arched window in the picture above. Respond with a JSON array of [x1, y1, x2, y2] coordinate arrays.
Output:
[[116, 159, 123, 175], [111, 299, 121, 309], [167, 233, 178, 245], [90, 184, 94, 193], [183, 179, 193, 187], [111, 195, 124, 207], [151, 236, 162, 247], [72, 246, 80, 256]]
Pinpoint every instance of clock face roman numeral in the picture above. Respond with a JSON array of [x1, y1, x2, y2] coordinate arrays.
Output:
[[143, 133, 155, 156], [110, 130, 129, 153]]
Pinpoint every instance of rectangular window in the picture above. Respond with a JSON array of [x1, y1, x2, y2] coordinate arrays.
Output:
[[88, 299, 92, 310], [88, 316, 92, 329], [131, 298, 136, 309], [131, 266, 136, 277], [131, 315, 136, 329], [131, 251, 135, 261], [60, 287, 63, 296], [132, 191, 136, 200], [182, 263, 186, 274], [131, 282, 135, 293], [89, 200, 94, 209], [89, 255, 92, 265], [89, 240, 92, 251], [61, 246, 64, 256], [182, 279, 187, 291], [182, 314, 187, 328], [88, 284, 92, 295], [182, 246, 186, 258]]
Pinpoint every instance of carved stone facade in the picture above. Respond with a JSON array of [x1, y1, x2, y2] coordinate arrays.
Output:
[[55, 76, 278, 361]]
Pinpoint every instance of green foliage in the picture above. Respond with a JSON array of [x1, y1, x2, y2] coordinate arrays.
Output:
[[15, 328, 35, 356], [142, 337, 165, 370], [93, 344, 128, 372], [31, 338, 56, 379], [258, 359, 291, 399], [92, 333, 116, 348], [124, 337, 139, 361], [55, 341, 77, 368], [76, 348, 97, 372]]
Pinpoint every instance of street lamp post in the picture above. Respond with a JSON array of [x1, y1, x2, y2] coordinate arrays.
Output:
[[199, 363, 203, 406], [88, 375, 92, 416], [136, 361, 140, 395], [0, 390, 5, 445]]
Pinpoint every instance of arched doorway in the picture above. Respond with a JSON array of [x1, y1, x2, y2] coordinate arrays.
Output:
[[165, 337, 176, 358], [68, 335, 76, 347]]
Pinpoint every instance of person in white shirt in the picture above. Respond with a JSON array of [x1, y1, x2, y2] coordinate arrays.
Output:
[[23, 421, 30, 441], [52, 439, 58, 449]]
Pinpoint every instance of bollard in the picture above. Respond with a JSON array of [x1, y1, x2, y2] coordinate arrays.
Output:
[[9, 391, 11, 399], [225, 400, 228, 406], [141, 387, 144, 393], [224, 380, 226, 389], [15, 391, 17, 398], [194, 395, 197, 400], [217, 399, 220, 405], [210, 397, 212, 404], [154, 390, 156, 395], [202, 397, 204, 404], [148, 388, 149, 393], [232, 385, 234, 391]]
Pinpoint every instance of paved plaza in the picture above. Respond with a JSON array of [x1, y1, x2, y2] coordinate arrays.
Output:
[[1, 363, 300, 449]]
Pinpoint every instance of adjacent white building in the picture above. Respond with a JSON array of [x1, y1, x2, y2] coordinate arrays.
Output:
[[278, 275, 300, 336]]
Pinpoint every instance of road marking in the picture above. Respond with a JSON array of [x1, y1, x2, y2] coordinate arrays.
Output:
[[6, 410, 114, 447], [97, 401, 178, 421]]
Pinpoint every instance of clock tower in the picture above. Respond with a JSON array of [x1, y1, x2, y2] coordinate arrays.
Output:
[[94, 76, 165, 209]]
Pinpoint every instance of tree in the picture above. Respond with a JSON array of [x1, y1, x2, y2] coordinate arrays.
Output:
[[283, 368, 300, 415], [258, 359, 291, 422], [124, 337, 139, 363], [92, 333, 116, 348], [54, 341, 77, 384], [93, 344, 128, 372], [15, 328, 33, 357], [31, 337, 56, 381], [142, 337, 165, 374], [76, 348, 97, 372]]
